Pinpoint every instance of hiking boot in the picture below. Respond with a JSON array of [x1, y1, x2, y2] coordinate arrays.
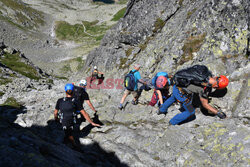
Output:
[[118, 104, 123, 110], [131, 99, 138, 105], [157, 110, 166, 115]]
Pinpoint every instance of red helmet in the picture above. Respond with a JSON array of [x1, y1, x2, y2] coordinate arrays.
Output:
[[156, 76, 168, 88], [216, 75, 229, 89]]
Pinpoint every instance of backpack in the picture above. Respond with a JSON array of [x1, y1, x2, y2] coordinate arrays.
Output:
[[124, 70, 137, 91], [152, 72, 169, 89], [173, 65, 212, 87], [58, 97, 77, 123], [73, 86, 85, 103]]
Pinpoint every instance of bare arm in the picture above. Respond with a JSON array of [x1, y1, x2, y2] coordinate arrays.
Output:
[[98, 71, 104, 75], [80, 109, 100, 127], [139, 79, 147, 85], [156, 90, 163, 105], [86, 100, 96, 112], [54, 109, 59, 121], [200, 97, 218, 114]]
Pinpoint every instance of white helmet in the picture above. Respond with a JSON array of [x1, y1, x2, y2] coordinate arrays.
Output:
[[94, 66, 97, 70], [79, 79, 87, 86]]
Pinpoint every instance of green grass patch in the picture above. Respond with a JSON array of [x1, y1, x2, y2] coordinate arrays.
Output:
[[119, 57, 128, 69], [187, 8, 197, 19], [0, 77, 12, 85], [0, 14, 26, 30], [153, 156, 160, 161], [59, 57, 86, 75], [55, 20, 110, 43], [0, 53, 40, 80], [117, 0, 128, 4], [139, 37, 152, 51], [125, 47, 133, 57], [221, 54, 239, 63], [0, 91, 4, 97], [54, 75, 68, 80], [0, 0, 44, 29], [153, 18, 166, 33], [111, 7, 126, 21], [179, 33, 206, 65], [1, 97, 22, 109], [60, 64, 72, 74], [75, 57, 86, 71]]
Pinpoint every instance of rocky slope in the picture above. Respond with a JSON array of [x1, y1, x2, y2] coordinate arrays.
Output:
[[0, 0, 250, 167], [0, 0, 127, 76], [82, 0, 250, 166]]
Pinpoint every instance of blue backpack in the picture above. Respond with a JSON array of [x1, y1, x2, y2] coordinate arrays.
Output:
[[124, 70, 137, 91]]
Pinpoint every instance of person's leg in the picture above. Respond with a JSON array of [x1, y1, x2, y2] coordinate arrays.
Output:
[[119, 90, 130, 109], [169, 102, 195, 125], [98, 74, 104, 85], [63, 127, 73, 144], [159, 94, 176, 113], [132, 90, 139, 103], [120, 90, 130, 104]]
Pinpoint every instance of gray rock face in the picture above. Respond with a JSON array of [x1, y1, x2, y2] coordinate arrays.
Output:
[[0, 0, 250, 167], [82, 0, 250, 166]]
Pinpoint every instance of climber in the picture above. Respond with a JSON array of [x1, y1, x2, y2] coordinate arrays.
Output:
[[90, 66, 104, 85], [148, 72, 171, 107], [73, 79, 97, 119], [118, 64, 147, 110], [158, 65, 229, 125], [54, 83, 100, 147]]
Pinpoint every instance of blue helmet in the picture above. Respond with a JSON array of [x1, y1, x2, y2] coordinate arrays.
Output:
[[65, 83, 74, 92]]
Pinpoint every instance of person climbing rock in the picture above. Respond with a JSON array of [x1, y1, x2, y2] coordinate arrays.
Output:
[[148, 72, 171, 107], [54, 83, 100, 147], [73, 79, 97, 120], [90, 66, 104, 85], [119, 64, 147, 110], [158, 65, 229, 125]]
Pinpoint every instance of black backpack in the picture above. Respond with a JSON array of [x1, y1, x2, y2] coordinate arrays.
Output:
[[173, 65, 212, 87], [124, 70, 137, 91], [58, 97, 77, 123], [73, 86, 85, 103]]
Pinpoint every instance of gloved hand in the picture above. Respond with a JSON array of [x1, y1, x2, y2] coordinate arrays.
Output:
[[159, 104, 163, 109], [217, 110, 226, 119]]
